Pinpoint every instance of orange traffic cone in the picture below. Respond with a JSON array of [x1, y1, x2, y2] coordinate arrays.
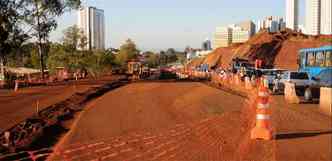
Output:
[[251, 85, 273, 140]]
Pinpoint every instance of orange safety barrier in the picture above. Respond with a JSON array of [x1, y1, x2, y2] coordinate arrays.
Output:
[[234, 74, 240, 86], [14, 80, 20, 92], [250, 85, 273, 140], [245, 77, 252, 90]]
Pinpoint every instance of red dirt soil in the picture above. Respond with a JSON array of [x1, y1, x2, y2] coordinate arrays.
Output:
[[0, 76, 119, 132], [51, 82, 250, 161], [49, 81, 331, 161], [188, 30, 332, 70], [275, 39, 332, 70]]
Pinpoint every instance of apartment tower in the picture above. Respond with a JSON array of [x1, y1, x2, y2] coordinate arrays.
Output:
[[321, 0, 332, 35], [286, 0, 299, 30], [306, 0, 321, 35], [214, 27, 232, 49], [78, 6, 105, 50]]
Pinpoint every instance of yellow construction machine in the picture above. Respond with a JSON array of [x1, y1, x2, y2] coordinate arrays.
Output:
[[127, 60, 142, 80]]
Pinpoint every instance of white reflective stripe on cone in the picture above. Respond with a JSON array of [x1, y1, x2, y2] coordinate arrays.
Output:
[[257, 103, 269, 109], [256, 114, 270, 120], [258, 92, 269, 97]]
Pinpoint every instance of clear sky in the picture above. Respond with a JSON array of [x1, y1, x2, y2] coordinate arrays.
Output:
[[50, 0, 305, 51]]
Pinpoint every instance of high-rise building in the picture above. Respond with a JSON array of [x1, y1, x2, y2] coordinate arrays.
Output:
[[286, 0, 299, 30], [214, 27, 232, 49], [258, 16, 286, 33], [214, 21, 256, 48], [306, 0, 321, 35], [232, 27, 251, 44], [321, 0, 332, 35], [202, 39, 212, 51], [78, 6, 105, 50], [238, 21, 256, 37]]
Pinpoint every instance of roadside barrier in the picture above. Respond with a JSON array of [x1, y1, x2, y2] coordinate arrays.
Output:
[[14, 80, 19, 92], [263, 77, 269, 88], [234, 74, 240, 86], [320, 87, 332, 116], [251, 77, 257, 88], [244, 77, 252, 90], [0, 80, 5, 88], [284, 82, 300, 104], [304, 87, 312, 101], [250, 84, 273, 140]]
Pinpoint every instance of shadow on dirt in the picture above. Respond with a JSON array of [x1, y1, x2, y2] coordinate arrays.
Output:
[[276, 130, 332, 140]]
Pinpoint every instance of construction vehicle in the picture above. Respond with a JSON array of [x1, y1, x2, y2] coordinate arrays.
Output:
[[230, 58, 253, 73], [127, 60, 142, 80]]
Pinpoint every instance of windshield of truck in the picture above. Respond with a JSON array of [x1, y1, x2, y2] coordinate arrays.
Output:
[[290, 72, 309, 80]]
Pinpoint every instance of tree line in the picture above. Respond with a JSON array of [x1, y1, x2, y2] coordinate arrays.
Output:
[[0, 0, 186, 80], [0, 0, 81, 79]]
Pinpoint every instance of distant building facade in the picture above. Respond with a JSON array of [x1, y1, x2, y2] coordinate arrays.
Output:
[[283, 0, 331, 35], [214, 21, 256, 49], [232, 26, 251, 44], [186, 48, 196, 60], [258, 16, 286, 33], [202, 39, 212, 51], [305, 0, 321, 35], [321, 0, 332, 35], [78, 6, 105, 50], [286, 0, 299, 30], [186, 48, 212, 60], [238, 21, 256, 37], [214, 27, 233, 48]]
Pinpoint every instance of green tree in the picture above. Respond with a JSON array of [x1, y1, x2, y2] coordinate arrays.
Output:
[[63, 25, 86, 52], [143, 51, 159, 68], [166, 48, 176, 55], [47, 25, 115, 77], [23, 0, 81, 79], [47, 43, 68, 74], [115, 39, 139, 68], [0, 0, 28, 80]]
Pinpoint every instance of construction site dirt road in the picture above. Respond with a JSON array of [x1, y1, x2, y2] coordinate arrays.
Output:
[[0, 76, 120, 132], [51, 81, 331, 161]]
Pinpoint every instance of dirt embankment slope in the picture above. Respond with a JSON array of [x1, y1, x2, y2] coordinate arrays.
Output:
[[188, 30, 332, 70]]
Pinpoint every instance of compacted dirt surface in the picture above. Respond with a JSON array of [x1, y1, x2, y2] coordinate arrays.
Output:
[[51, 82, 249, 161], [0, 76, 119, 132], [49, 81, 332, 161], [272, 96, 332, 161]]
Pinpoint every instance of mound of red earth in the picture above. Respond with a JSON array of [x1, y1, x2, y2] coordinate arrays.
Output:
[[188, 29, 332, 70]]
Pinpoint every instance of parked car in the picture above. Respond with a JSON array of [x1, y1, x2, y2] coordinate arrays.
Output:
[[312, 69, 332, 87], [276, 71, 315, 94]]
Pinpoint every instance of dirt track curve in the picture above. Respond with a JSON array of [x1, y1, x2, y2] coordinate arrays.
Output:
[[52, 82, 249, 161], [50, 81, 331, 161]]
